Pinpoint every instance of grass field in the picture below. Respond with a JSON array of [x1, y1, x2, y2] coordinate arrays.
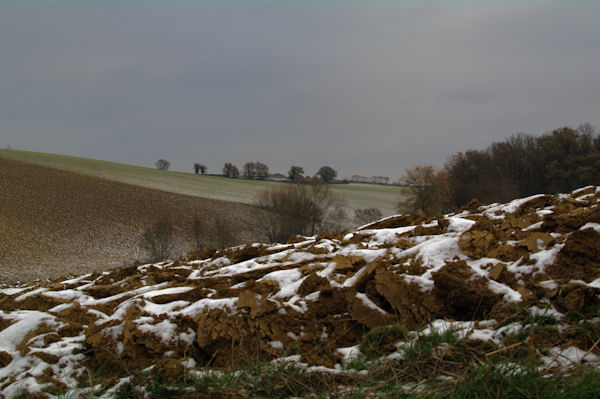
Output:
[[0, 149, 402, 216]]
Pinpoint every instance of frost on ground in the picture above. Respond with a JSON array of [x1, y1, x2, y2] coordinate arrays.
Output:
[[0, 187, 599, 397]]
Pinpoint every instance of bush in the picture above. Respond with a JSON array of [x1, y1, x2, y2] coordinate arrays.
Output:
[[255, 179, 344, 242], [212, 216, 239, 249], [353, 208, 383, 227], [255, 184, 314, 243], [155, 159, 170, 170], [140, 220, 174, 261], [398, 165, 450, 216]]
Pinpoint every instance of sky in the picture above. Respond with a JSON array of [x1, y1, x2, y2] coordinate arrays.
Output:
[[1, 1, 599, 180]]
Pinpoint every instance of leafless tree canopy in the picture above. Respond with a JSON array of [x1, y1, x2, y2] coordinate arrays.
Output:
[[194, 163, 207, 174], [243, 161, 269, 180], [155, 159, 170, 170], [255, 179, 347, 243], [353, 208, 383, 227], [223, 163, 240, 178], [398, 165, 450, 216], [445, 125, 599, 208], [140, 220, 174, 261], [288, 165, 304, 183]]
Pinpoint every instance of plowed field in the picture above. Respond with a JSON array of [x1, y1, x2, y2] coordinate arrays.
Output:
[[0, 158, 259, 284]]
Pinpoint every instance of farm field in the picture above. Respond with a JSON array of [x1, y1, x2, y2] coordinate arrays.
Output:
[[0, 149, 403, 216], [0, 157, 261, 284]]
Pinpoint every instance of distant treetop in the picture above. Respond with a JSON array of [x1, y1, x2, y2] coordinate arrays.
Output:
[[155, 159, 170, 170], [317, 166, 337, 183]]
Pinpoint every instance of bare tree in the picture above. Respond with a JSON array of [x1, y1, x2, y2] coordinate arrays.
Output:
[[243, 162, 256, 179], [223, 163, 240, 178], [191, 216, 204, 253], [577, 122, 596, 137], [155, 159, 170, 170], [305, 177, 334, 235], [255, 178, 344, 242], [353, 208, 383, 227], [321, 205, 349, 233], [255, 162, 269, 180], [194, 163, 207, 174], [398, 165, 450, 216], [288, 165, 304, 183], [212, 217, 239, 249], [140, 220, 174, 261], [255, 184, 313, 242]]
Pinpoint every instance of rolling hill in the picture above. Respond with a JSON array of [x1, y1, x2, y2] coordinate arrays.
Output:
[[0, 157, 260, 284], [0, 149, 403, 216], [0, 150, 403, 284]]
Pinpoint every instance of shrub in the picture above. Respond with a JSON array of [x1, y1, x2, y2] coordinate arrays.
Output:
[[353, 208, 383, 227], [140, 220, 174, 261], [255, 179, 344, 242]]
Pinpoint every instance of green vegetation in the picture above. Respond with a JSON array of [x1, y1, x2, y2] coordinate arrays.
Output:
[[438, 364, 600, 399], [402, 326, 459, 362], [103, 337, 599, 399], [360, 324, 406, 359], [111, 360, 338, 399], [14, 313, 600, 398], [0, 149, 402, 215]]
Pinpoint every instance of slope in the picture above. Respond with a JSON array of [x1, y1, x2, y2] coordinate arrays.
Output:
[[0, 149, 402, 216], [0, 158, 260, 284]]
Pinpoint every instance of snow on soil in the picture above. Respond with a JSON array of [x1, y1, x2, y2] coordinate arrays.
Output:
[[0, 187, 599, 397]]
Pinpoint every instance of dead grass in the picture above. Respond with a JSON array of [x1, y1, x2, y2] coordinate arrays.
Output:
[[0, 158, 262, 284]]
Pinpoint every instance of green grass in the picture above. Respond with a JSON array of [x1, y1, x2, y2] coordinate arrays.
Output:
[[0, 149, 403, 215], [111, 359, 340, 399], [403, 326, 459, 362], [106, 356, 600, 399], [426, 364, 600, 399], [360, 323, 407, 359], [54, 315, 600, 399]]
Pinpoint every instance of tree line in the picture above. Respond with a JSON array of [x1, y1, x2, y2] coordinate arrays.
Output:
[[156, 158, 338, 184], [400, 124, 600, 215]]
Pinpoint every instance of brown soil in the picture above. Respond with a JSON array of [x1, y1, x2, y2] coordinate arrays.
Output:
[[548, 228, 600, 282], [0, 158, 262, 284], [432, 261, 501, 319]]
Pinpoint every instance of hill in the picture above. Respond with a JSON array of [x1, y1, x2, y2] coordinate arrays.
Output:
[[0, 149, 402, 216], [0, 157, 260, 284], [0, 187, 598, 397]]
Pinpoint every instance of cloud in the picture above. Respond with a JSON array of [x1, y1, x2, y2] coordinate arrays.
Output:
[[0, 1, 598, 177]]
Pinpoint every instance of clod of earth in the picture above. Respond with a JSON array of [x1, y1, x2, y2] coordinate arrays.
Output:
[[1, 187, 599, 397]]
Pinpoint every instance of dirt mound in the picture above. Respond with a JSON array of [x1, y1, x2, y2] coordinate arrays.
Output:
[[1, 187, 599, 397], [432, 261, 502, 319], [361, 211, 429, 230], [549, 228, 600, 282]]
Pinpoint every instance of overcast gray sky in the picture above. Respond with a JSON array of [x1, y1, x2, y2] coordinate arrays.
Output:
[[1, 1, 599, 179]]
